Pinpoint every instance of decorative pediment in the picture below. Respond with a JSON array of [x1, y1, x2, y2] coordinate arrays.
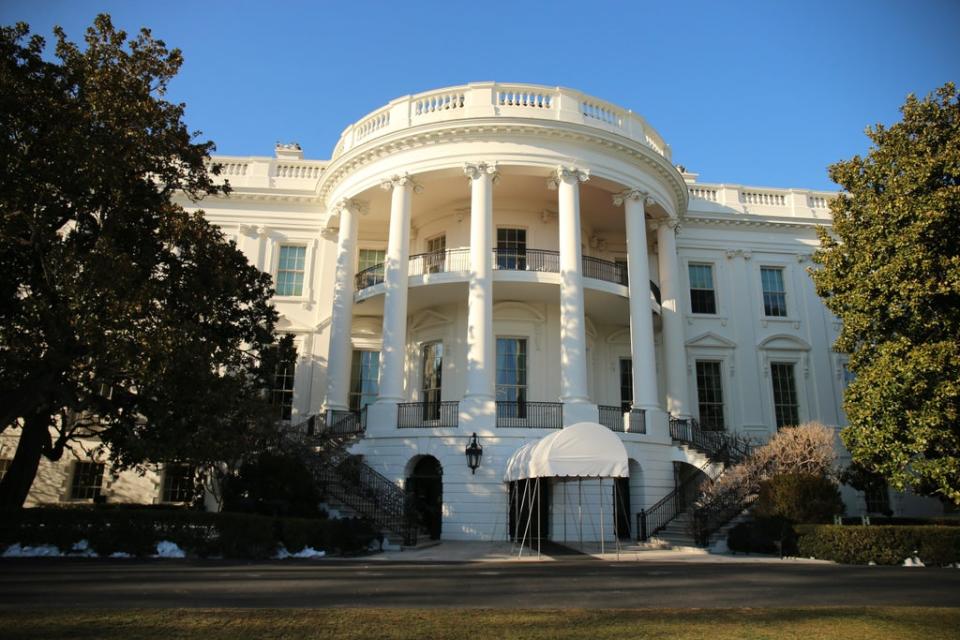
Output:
[[411, 309, 453, 331], [685, 331, 736, 349], [492, 301, 545, 323], [757, 334, 811, 351]]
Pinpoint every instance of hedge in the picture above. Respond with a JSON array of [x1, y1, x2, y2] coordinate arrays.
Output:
[[0, 508, 376, 559], [795, 524, 960, 566]]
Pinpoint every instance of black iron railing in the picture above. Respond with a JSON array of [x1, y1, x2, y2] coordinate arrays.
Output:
[[629, 408, 647, 434], [496, 401, 563, 428], [598, 405, 626, 432], [397, 401, 459, 428], [582, 256, 628, 285], [669, 417, 754, 466], [355, 264, 385, 290], [407, 249, 471, 277], [637, 461, 713, 541], [493, 248, 559, 272]]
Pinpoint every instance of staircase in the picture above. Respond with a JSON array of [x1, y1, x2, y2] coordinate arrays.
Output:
[[281, 410, 421, 546], [638, 418, 755, 548]]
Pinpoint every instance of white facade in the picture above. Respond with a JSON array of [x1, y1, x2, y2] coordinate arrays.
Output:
[[5, 82, 942, 529]]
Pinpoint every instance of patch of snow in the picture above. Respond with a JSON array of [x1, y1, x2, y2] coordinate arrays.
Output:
[[868, 561, 876, 566], [708, 539, 729, 554], [2, 543, 62, 558], [274, 545, 325, 559], [153, 540, 186, 558], [903, 556, 925, 567], [68, 540, 97, 558], [109, 551, 133, 558]]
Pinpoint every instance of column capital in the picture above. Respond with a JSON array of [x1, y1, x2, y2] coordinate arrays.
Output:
[[612, 188, 648, 207], [334, 197, 369, 216], [548, 166, 590, 190], [654, 218, 682, 233], [463, 161, 499, 183], [380, 173, 424, 193]]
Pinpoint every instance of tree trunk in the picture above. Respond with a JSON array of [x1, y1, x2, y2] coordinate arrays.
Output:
[[0, 413, 51, 511]]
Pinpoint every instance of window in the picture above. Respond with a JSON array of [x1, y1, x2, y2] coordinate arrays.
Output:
[[696, 361, 725, 431], [496, 338, 528, 409], [273, 350, 296, 421], [425, 235, 446, 274], [761, 266, 787, 317], [618, 359, 633, 413], [349, 350, 380, 413], [496, 228, 526, 269], [162, 463, 195, 503], [865, 481, 891, 515], [421, 342, 443, 420], [70, 461, 105, 500], [770, 362, 800, 429], [357, 248, 386, 288], [688, 263, 716, 314], [275, 245, 306, 297]]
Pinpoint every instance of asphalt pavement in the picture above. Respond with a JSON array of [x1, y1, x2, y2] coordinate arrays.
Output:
[[1, 556, 958, 609]]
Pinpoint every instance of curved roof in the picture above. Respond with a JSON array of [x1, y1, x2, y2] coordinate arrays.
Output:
[[503, 422, 629, 481]]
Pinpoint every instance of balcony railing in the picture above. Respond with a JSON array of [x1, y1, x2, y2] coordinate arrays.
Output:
[[496, 401, 563, 429], [354, 248, 662, 305], [397, 401, 459, 428], [629, 408, 646, 434], [599, 405, 627, 432], [493, 248, 559, 273], [407, 248, 470, 277], [582, 256, 627, 286]]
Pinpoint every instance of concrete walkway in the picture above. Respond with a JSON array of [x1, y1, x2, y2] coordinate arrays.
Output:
[[366, 540, 830, 564]]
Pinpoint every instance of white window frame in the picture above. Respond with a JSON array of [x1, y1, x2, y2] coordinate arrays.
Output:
[[272, 240, 315, 301]]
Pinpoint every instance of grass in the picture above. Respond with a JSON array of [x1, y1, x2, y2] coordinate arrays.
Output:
[[0, 607, 958, 640]]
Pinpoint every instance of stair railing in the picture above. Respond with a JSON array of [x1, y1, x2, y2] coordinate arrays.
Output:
[[637, 461, 714, 541], [669, 416, 754, 466]]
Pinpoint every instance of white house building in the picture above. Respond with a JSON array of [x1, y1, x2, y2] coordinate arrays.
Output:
[[3, 82, 944, 542]]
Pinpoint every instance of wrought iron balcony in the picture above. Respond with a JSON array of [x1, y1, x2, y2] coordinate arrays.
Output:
[[496, 401, 563, 429], [407, 248, 470, 277], [493, 247, 560, 273], [397, 401, 459, 428], [598, 405, 627, 432]]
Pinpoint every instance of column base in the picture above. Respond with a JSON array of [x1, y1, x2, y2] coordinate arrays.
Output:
[[561, 401, 598, 427], [365, 401, 399, 437], [459, 396, 496, 435]]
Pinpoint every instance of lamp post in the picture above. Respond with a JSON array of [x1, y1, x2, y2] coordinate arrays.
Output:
[[465, 432, 483, 474]]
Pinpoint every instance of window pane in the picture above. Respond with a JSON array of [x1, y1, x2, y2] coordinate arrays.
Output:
[[761, 267, 787, 317], [771, 362, 799, 429], [496, 338, 527, 403], [696, 361, 725, 431], [689, 264, 717, 314], [70, 462, 105, 500], [349, 350, 380, 412], [619, 358, 633, 412], [276, 245, 306, 296], [273, 346, 296, 421], [162, 464, 195, 503]]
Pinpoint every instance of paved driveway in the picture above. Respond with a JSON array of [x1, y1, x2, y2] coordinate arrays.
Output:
[[1, 557, 958, 609]]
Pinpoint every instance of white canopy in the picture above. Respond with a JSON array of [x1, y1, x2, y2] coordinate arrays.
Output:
[[502, 421, 629, 481]]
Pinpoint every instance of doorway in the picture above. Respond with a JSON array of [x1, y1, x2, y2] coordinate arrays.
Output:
[[406, 456, 443, 540]]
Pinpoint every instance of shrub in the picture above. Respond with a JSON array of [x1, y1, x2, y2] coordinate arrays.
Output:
[[220, 452, 326, 518], [754, 473, 844, 524], [0, 508, 371, 559], [727, 517, 799, 556], [796, 525, 960, 566]]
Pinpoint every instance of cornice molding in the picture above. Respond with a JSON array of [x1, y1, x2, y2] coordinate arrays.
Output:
[[317, 119, 688, 210], [683, 214, 831, 230]]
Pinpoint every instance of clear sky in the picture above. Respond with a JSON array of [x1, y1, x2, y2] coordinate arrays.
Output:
[[3, 0, 958, 191]]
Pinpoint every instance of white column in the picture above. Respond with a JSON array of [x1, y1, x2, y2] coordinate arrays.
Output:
[[323, 199, 365, 412], [461, 162, 498, 432], [554, 167, 597, 425], [614, 189, 659, 412], [657, 218, 691, 417], [374, 174, 419, 411]]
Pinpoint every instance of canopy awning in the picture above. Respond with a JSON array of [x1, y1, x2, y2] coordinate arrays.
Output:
[[502, 422, 629, 481]]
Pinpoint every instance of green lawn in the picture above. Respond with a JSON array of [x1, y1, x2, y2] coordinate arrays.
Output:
[[1, 608, 958, 640]]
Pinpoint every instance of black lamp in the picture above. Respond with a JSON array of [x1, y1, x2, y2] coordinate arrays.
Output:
[[465, 432, 483, 474]]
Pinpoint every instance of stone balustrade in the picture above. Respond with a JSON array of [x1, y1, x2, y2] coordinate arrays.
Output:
[[687, 182, 835, 218], [330, 82, 672, 161], [206, 157, 327, 191]]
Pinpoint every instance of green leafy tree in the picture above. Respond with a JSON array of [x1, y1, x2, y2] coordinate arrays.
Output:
[[812, 83, 960, 506], [0, 16, 282, 509]]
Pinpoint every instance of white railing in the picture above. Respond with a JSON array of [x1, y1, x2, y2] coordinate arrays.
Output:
[[689, 187, 718, 202], [331, 82, 671, 161], [808, 195, 828, 209], [740, 191, 787, 207], [274, 163, 323, 179], [216, 162, 249, 177]]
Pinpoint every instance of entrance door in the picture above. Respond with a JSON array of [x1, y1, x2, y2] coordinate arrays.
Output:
[[508, 478, 550, 545], [406, 457, 443, 540], [614, 477, 632, 539]]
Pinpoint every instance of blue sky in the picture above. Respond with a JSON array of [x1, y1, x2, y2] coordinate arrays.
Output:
[[3, 1, 958, 191]]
